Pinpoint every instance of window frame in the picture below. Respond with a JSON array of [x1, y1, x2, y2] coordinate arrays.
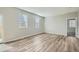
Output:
[[35, 16, 40, 29], [18, 13, 28, 29]]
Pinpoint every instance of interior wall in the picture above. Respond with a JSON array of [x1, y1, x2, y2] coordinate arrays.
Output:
[[0, 7, 79, 43], [0, 15, 3, 39], [0, 7, 45, 43], [45, 12, 78, 36]]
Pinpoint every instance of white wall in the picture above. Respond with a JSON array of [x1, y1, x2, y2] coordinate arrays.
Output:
[[0, 7, 45, 43], [45, 12, 78, 36]]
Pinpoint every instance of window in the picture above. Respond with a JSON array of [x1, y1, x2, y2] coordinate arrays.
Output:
[[35, 16, 40, 29], [22, 14, 28, 28], [69, 19, 76, 28], [18, 13, 28, 28]]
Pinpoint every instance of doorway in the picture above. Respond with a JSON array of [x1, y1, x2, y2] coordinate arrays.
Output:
[[67, 18, 76, 37]]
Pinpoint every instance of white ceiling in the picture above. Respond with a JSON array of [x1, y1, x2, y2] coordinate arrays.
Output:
[[19, 7, 79, 17]]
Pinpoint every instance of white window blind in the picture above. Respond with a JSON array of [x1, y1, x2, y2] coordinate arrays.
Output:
[[18, 13, 28, 28], [22, 14, 28, 28], [35, 16, 40, 29]]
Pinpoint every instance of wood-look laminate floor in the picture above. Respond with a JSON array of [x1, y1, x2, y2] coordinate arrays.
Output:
[[1, 33, 79, 52]]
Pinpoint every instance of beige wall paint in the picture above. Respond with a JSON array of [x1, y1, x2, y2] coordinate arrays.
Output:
[[0, 15, 3, 40], [0, 7, 45, 43], [45, 12, 78, 36]]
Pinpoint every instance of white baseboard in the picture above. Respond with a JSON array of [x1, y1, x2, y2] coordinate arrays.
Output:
[[45, 32, 67, 36], [0, 32, 67, 43], [0, 32, 44, 43]]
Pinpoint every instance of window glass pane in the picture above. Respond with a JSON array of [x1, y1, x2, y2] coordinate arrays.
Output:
[[69, 20, 76, 28], [35, 16, 40, 29], [18, 13, 28, 28], [22, 14, 28, 28]]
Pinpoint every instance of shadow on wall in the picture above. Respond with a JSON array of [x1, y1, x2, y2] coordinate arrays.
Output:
[[0, 26, 2, 38]]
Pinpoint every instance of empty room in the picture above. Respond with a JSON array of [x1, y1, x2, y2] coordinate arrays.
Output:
[[0, 7, 79, 52]]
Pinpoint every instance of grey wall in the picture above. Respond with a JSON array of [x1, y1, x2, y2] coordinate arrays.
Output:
[[45, 12, 78, 36]]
